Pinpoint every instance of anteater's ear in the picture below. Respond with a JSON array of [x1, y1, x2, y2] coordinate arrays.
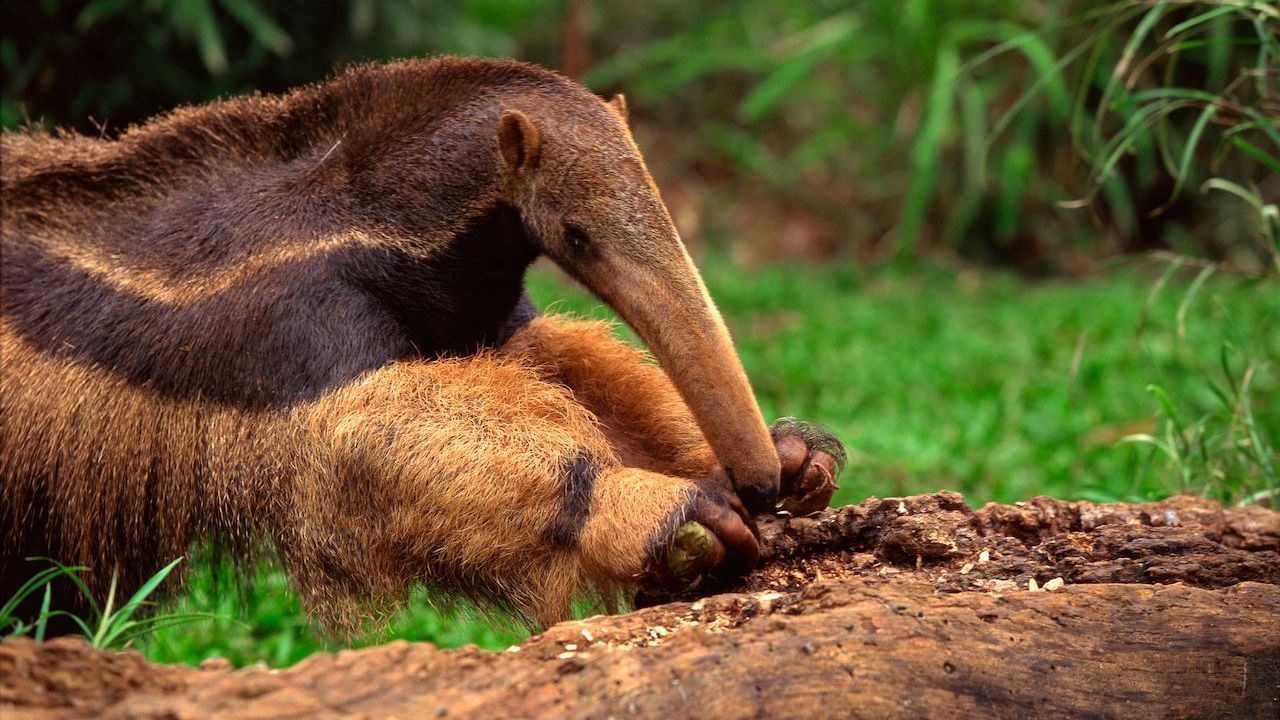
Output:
[[498, 109, 541, 171], [607, 93, 628, 123]]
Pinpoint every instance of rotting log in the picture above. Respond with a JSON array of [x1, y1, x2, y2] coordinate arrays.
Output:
[[2, 493, 1278, 720]]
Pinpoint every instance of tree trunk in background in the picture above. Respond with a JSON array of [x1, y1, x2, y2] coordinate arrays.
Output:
[[561, 0, 590, 80], [3, 494, 1278, 719]]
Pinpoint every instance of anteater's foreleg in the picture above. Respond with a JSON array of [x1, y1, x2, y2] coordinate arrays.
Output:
[[284, 355, 753, 628], [500, 314, 849, 518], [500, 315, 719, 479]]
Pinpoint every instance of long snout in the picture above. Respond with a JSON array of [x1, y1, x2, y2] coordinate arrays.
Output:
[[572, 245, 781, 512]]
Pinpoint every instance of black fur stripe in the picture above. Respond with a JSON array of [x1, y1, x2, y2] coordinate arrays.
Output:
[[548, 452, 597, 547], [0, 202, 541, 410], [491, 291, 540, 348]]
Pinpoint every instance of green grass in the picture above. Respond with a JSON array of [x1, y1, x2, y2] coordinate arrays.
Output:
[[531, 257, 1276, 505], [140, 259, 1275, 667], [711, 261, 1276, 505], [142, 555, 524, 668]]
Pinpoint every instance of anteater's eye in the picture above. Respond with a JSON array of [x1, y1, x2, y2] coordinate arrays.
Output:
[[563, 224, 590, 251]]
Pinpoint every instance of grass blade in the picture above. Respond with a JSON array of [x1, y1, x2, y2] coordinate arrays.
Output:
[[1175, 265, 1216, 340], [175, 0, 228, 75], [1147, 384, 1184, 439], [1164, 5, 1239, 40], [986, 38, 1093, 181], [2, 560, 90, 631], [91, 568, 120, 649], [217, 0, 293, 56], [746, 11, 860, 115], [112, 613, 221, 649], [1202, 178, 1265, 213], [33, 585, 53, 642], [1230, 136, 1280, 173], [896, 43, 959, 263], [1095, 0, 1171, 141], [91, 558, 186, 649], [1238, 363, 1277, 478], [1, 566, 65, 623], [1151, 101, 1218, 215]]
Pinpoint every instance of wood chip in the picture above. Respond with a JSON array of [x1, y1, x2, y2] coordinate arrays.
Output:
[[1043, 577, 1065, 591], [897, 501, 908, 514], [978, 550, 990, 563], [960, 562, 974, 575], [563, 644, 577, 651], [557, 652, 576, 660], [1028, 578, 1040, 592]]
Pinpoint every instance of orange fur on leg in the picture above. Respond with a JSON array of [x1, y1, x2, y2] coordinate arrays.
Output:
[[502, 315, 717, 478], [1, 322, 703, 629], [285, 354, 697, 627]]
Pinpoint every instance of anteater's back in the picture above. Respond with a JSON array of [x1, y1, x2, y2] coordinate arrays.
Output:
[[0, 56, 574, 606]]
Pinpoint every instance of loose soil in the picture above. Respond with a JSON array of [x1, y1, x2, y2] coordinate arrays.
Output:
[[3, 493, 1277, 719]]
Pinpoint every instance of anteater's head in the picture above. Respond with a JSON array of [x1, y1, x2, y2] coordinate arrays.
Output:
[[494, 91, 780, 512]]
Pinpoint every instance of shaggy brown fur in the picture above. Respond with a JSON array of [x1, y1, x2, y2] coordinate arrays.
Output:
[[1, 57, 827, 627], [502, 317, 719, 479]]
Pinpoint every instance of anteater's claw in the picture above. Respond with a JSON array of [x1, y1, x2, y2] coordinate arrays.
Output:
[[771, 418, 846, 517]]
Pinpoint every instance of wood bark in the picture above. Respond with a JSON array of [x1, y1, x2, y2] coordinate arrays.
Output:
[[2, 493, 1277, 719]]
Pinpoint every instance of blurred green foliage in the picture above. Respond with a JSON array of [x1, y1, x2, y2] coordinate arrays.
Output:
[[585, 1, 1278, 269], [1, 0, 561, 131], [3, 1, 1275, 268]]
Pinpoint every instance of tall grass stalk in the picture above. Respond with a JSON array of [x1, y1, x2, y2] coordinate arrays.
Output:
[[1, 557, 216, 650]]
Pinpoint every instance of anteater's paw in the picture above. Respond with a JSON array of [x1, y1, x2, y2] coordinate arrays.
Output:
[[771, 417, 847, 517], [649, 472, 760, 589]]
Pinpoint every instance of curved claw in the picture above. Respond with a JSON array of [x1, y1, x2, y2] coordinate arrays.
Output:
[[771, 418, 846, 517]]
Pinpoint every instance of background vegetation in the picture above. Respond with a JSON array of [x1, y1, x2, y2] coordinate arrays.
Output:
[[2, 0, 1275, 667]]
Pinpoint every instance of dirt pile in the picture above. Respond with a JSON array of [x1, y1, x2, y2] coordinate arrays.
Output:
[[3, 493, 1278, 719]]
